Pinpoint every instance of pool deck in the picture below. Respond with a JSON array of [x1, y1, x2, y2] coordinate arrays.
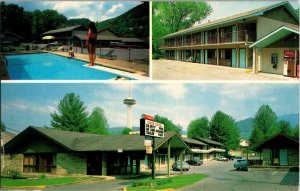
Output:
[[49, 51, 149, 80]]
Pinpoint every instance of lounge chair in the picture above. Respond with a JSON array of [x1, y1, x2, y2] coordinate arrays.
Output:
[[99, 50, 116, 60]]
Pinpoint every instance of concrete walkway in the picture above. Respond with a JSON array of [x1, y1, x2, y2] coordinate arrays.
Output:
[[152, 59, 299, 81], [49, 51, 149, 80]]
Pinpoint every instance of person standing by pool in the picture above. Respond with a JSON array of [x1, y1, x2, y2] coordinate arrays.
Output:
[[86, 22, 97, 66], [68, 47, 74, 58]]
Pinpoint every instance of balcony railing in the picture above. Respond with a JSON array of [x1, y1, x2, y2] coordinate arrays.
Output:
[[162, 30, 256, 48]]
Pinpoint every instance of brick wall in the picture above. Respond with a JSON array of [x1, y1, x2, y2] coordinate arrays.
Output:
[[56, 153, 87, 175], [2, 154, 23, 174]]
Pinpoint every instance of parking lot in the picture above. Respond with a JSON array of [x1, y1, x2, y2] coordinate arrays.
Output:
[[177, 160, 299, 191], [152, 59, 299, 81], [3, 160, 298, 191]]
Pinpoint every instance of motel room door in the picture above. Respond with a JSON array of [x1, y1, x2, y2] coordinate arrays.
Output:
[[87, 153, 102, 175], [232, 49, 237, 67], [239, 48, 246, 68], [279, 149, 288, 166]]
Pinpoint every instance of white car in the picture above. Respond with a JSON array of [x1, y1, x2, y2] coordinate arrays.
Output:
[[216, 156, 229, 161]]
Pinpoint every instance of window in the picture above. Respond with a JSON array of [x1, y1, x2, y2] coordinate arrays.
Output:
[[23, 154, 56, 173], [271, 53, 278, 68]]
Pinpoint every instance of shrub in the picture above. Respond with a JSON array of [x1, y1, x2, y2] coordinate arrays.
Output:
[[40, 174, 46, 179], [7, 169, 22, 179], [132, 178, 172, 187], [152, 53, 162, 60]]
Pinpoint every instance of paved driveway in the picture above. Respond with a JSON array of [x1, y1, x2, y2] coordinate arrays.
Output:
[[176, 160, 299, 191], [152, 59, 299, 81]]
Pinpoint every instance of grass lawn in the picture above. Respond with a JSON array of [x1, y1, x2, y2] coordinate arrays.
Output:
[[1, 177, 97, 187], [127, 174, 208, 191]]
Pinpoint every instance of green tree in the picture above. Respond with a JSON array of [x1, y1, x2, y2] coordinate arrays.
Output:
[[210, 111, 240, 151], [31, 9, 67, 40], [187, 117, 210, 138], [277, 120, 292, 135], [154, 115, 181, 133], [122, 127, 132, 135], [1, 122, 6, 132], [292, 124, 299, 139], [152, 1, 212, 56], [51, 93, 88, 132], [86, 107, 109, 135], [249, 105, 278, 145]]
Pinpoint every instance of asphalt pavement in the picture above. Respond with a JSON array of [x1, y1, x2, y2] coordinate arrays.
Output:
[[177, 160, 299, 191], [2, 160, 298, 191]]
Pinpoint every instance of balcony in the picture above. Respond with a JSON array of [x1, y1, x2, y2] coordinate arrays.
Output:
[[238, 30, 256, 42], [162, 30, 257, 48]]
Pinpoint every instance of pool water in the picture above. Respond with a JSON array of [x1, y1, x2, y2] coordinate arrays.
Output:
[[5, 53, 131, 80]]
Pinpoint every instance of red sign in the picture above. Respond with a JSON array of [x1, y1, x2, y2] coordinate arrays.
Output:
[[142, 114, 154, 121], [284, 50, 295, 58]]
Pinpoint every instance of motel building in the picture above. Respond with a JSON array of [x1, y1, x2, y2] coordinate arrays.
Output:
[[2, 126, 228, 176], [161, 1, 299, 77], [3, 126, 192, 176], [183, 137, 226, 163]]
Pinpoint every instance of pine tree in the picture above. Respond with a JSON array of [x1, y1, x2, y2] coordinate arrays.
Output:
[[51, 93, 88, 132]]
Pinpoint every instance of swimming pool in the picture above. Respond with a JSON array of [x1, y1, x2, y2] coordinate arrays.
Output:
[[5, 53, 133, 80]]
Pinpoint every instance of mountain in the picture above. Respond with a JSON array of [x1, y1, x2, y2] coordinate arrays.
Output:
[[96, 2, 149, 38], [278, 113, 299, 127], [236, 118, 254, 139], [236, 113, 299, 139]]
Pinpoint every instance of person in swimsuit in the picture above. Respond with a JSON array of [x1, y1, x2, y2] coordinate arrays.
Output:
[[86, 22, 97, 66]]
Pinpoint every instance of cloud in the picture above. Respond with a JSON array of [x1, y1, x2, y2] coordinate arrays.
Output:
[[107, 3, 124, 15], [39, 2, 139, 22], [157, 84, 188, 99], [2, 99, 56, 115]]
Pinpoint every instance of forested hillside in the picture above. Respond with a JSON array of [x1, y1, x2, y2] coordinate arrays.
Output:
[[1, 2, 148, 42], [96, 2, 149, 38]]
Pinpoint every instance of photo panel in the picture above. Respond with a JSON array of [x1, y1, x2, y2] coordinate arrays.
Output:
[[1, 1, 150, 80], [1, 82, 299, 190]]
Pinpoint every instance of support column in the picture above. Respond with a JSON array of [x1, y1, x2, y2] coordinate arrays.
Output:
[[246, 47, 249, 68], [217, 28, 219, 44], [152, 137, 155, 179], [236, 48, 240, 68], [102, 154, 107, 176], [253, 48, 256, 74], [217, 48, 219, 66], [167, 139, 171, 177]]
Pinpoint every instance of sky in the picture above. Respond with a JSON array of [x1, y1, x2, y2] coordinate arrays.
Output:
[[1, 83, 299, 133], [198, 0, 299, 24], [8, 1, 143, 22]]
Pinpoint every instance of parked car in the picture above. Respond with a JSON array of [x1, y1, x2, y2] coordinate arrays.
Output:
[[172, 161, 190, 171], [186, 159, 203, 166], [224, 154, 235, 160], [216, 156, 229, 161], [234, 159, 248, 171]]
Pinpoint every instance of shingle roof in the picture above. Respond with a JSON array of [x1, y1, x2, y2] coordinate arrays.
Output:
[[5, 127, 190, 153], [252, 133, 299, 151], [183, 137, 208, 146], [42, 25, 88, 35], [0, 131, 16, 144], [194, 137, 224, 146], [163, 1, 298, 39]]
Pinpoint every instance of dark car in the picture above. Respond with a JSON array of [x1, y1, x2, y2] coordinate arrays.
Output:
[[224, 154, 235, 160], [186, 159, 203, 166], [172, 161, 190, 171]]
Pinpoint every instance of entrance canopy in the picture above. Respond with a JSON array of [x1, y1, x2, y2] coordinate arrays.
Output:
[[250, 26, 299, 49]]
